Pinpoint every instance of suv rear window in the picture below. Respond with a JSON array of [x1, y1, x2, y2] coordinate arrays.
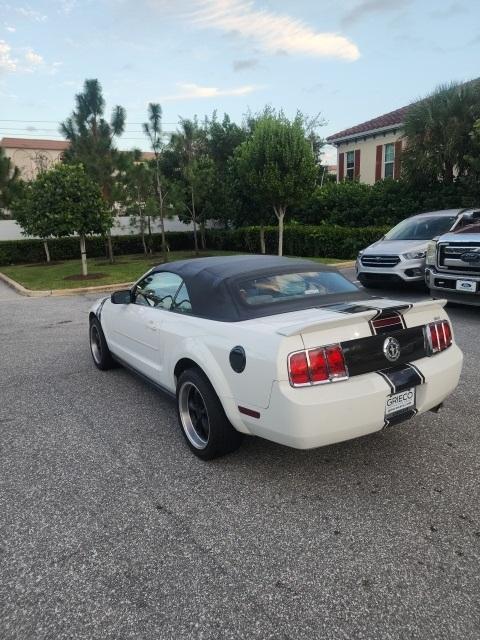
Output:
[[237, 271, 357, 306]]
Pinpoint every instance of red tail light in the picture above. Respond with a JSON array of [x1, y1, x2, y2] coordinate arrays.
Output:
[[289, 351, 310, 385], [426, 320, 452, 354], [325, 345, 347, 379], [308, 348, 329, 383], [288, 344, 348, 387]]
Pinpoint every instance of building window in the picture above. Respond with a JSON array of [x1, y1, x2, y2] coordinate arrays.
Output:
[[384, 143, 394, 178], [346, 151, 355, 180]]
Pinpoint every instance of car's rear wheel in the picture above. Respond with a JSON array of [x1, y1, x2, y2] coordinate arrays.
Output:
[[176, 368, 243, 460], [89, 317, 115, 370]]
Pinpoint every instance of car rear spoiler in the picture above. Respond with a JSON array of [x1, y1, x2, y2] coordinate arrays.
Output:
[[276, 298, 447, 337]]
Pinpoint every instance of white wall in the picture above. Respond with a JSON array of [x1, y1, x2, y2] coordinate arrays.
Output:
[[0, 216, 195, 241]]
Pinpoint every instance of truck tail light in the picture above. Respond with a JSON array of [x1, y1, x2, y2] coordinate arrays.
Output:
[[288, 344, 348, 387], [426, 320, 452, 354]]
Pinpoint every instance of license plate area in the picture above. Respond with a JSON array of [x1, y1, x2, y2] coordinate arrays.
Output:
[[385, 387, 416, 417], [456, 279, 477, 293]]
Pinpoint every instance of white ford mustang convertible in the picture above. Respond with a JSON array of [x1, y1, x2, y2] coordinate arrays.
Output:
[[89, 255, 463, 459]]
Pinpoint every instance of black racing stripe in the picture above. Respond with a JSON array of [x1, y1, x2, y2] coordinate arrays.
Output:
[[384, 408, 418, 428], [325, 302, 381, 314], [407, 362, 426, 384], [378, 363, 424, 393], [341, 327, 427, 377]]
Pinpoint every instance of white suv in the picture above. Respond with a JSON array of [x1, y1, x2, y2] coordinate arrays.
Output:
[[356, 209, 471, 288]]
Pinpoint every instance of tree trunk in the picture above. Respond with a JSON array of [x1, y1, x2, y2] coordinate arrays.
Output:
[[80, 234, 88, 276], [107, 230, 114, 264], [200, 220, 206, 250], [43, 239, 51, 263], [147, 216, 152, 253], [191, 187, 199, 256], [138, 205, 147, 255], [274, 206, 286, 256], [259, 225, 266, 254], [154, 156, 168, 263]]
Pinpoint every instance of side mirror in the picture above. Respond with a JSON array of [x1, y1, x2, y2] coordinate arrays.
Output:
[[111, 289, 132, 304]]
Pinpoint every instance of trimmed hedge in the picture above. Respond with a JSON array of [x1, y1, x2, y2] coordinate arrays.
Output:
[[206, 224, 388, 260], [0, 225, 387, 266], [0, 231, 196, 266]]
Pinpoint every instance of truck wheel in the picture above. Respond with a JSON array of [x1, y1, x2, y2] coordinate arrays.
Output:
[[176, 368, 243, 460]]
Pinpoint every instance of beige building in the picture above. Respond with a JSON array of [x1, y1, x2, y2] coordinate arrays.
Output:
[[0, 137, 70, 180], [326, 104, 408, 185], [0, 137, 155, 180]]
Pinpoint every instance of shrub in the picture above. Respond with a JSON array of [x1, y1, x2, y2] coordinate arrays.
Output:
[[0, 225, 387, 266]]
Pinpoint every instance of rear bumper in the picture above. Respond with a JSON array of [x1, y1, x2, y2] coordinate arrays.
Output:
[[426, 267, 480, 306], [357, 257, 425, 283], [236, 346, 463, 449]]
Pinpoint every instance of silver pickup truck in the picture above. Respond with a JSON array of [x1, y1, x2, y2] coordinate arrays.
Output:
[[426, 214, 480, 306]]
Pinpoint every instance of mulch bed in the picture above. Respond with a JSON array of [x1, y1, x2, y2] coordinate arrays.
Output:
[[63, 273, 107, 281]]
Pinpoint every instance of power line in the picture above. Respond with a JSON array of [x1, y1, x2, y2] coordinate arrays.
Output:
[[0, 118, 182, 125]]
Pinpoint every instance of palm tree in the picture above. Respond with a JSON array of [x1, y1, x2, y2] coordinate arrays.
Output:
[[60, 79, 126, 262], [170, 118, 208, 254], [143, 103, 170, 263], [403, 80, 480, 184]]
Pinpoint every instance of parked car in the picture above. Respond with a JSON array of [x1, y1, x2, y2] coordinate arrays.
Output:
[[89, 255, 463, 459], [426, 213, 480, 306], [356, 209, 477, 288]]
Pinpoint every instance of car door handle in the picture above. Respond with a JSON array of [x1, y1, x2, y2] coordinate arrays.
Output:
[[146, 320, 158, 332]]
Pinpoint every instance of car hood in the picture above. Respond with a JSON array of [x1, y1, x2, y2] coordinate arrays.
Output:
[[438, 232, 480, 243], [363, 239, 429, 255]]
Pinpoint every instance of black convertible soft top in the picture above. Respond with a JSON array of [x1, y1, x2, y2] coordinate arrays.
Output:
[[152, 255, 369, 321]]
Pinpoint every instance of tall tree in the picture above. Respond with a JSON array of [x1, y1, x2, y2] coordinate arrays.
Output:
[[116, 151, 157, 255], [234, 112, 316, 256], [143, 103, 170, 263], [14, 165, 111, 276], [402, 80, 480, 185], [169, 117, 209, 253], [0, 147, 21, 219], [60, 78, 126, 262]]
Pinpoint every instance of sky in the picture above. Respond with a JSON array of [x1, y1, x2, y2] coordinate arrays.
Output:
[[1, 0, 479, 164]]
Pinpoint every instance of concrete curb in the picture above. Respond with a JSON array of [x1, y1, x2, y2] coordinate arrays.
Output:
[[334, 261, 356, 268], [0, 271, 133, 298]]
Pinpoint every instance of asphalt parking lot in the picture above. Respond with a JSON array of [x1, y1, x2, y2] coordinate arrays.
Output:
[[0, 273, 479, 640]]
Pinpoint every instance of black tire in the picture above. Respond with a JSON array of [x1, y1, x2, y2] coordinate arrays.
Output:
[[358, 279, 380, 289], [176, 368, 243, 460], [89, 317, 116, 371]]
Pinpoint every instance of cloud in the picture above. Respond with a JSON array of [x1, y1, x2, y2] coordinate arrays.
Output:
[[160, 82, 259, 101], [0, 40, 17, 72], [16, 7, 47, 22], [4, 24, 16, 32], [341, 0, 410, 27], [232, 58, 259, 71], [25, 49, 44, 66], [169, 0, 360, 61]]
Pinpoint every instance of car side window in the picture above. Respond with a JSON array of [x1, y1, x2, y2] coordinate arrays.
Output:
[[172, 282, 192, 315], [134, 272, 183, 310]]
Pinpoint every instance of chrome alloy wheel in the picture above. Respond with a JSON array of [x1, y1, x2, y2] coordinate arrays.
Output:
[[178, 381, 210, 449], [90, 323, 102, 364]]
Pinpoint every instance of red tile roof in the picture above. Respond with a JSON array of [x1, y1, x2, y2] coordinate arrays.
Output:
[[0, 137, 70, 151], [327, 105, 409, 143]]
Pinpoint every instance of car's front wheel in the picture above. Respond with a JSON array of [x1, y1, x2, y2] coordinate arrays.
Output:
[[176, 368, 243, 460], [89, 317, 115, 370]]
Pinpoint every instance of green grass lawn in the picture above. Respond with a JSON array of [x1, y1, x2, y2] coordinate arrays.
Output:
[[0, 251, 346, 291]]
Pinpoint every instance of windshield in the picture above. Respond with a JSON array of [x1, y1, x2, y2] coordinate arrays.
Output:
[[237, 271, 358, 307], [385, 216, 456, 241]]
